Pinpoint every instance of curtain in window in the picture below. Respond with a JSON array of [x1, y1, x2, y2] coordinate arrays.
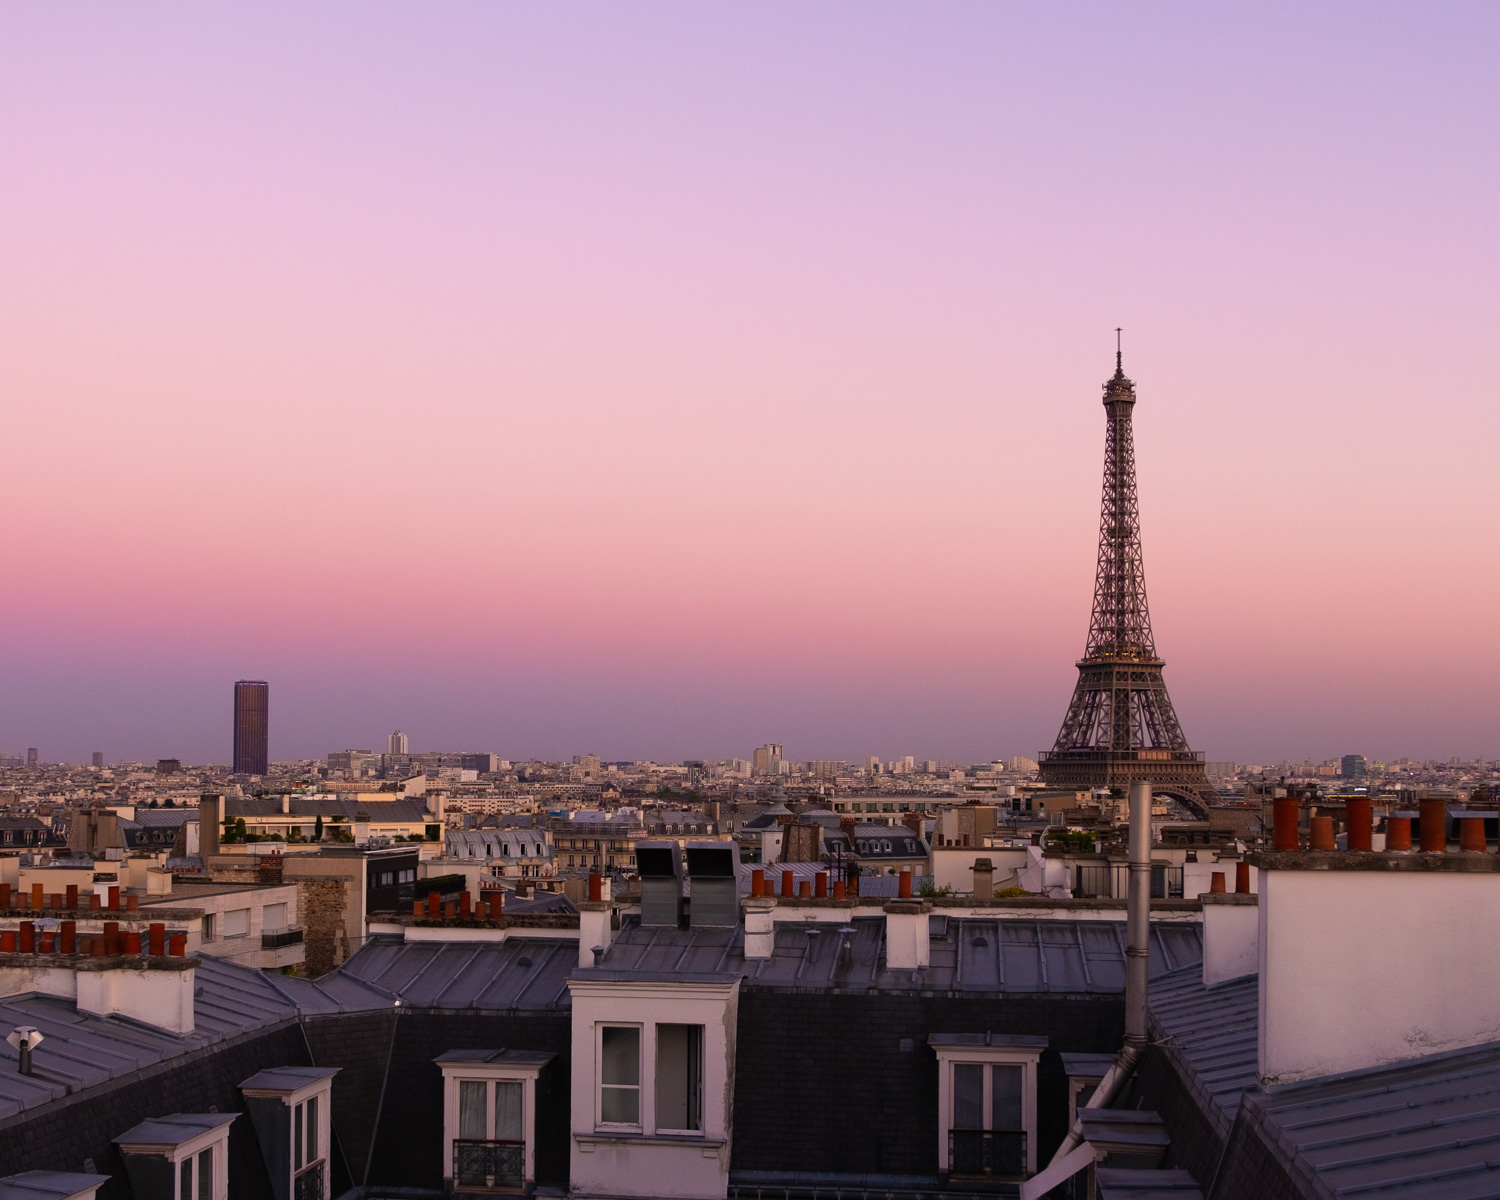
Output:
[[459, 1079, 487, 1140], [953, 1063, 984, 1130], [992, 1064, 1023, 1131], [494, 1081, 523, 1141]]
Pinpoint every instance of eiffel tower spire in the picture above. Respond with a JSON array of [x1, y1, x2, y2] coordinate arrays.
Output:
[[1038, 340, 1210, 808]]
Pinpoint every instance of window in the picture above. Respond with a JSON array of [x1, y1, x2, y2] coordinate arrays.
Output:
[[223, 908, 249, 937], [931, 1035, 1044, 1180], [599, 1025, 641, 1126], [264, 903, 287, 931], [655, 1024, 703, 1132], [202, 914, 215, 942]]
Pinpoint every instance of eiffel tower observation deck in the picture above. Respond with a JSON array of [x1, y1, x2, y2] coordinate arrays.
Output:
[[1038, 339, 1212, 810]]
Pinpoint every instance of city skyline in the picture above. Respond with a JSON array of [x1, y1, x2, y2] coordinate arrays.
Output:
[[2, 5, 1497, 765]]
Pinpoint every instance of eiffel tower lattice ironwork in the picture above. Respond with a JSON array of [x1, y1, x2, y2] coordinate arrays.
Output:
[[1038, 339, 1211, 809]]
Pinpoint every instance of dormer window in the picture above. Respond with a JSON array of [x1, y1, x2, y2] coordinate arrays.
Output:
[[239, 1065, 338, 1200], [436, 1049, 553, 1194], [929, 1034, 1046, 1180], [114, 1113, 236, 1200]]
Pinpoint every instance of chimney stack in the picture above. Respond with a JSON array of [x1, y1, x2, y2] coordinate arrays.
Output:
[[971, 858, 994, 899], [1420, 798, 1447, 852]]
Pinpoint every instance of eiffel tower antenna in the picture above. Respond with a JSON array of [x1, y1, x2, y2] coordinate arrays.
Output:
[[1038, 341, 1211, 811]]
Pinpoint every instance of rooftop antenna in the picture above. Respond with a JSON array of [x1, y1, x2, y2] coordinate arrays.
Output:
[[1115, 327, 1123, 371]]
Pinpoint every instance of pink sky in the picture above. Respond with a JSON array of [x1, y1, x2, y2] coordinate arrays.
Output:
[[1, 4, 1496, 765]]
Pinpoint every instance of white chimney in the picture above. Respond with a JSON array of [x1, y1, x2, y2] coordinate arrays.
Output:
[[1258, 854, 1500, 1086], [1201, 892, 1258, 987], [77, 960, 196, 1034], [883, 899, 930, 970], [743, 897, 775, 960]]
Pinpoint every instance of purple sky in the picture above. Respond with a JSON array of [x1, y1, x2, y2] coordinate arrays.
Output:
[[1, 4, 1496, 766]]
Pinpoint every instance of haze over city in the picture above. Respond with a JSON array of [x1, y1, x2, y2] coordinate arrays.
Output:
[[3, 3, 1496, 765]]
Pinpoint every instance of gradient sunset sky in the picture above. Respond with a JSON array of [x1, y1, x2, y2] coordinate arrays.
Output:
[[2, 4, 1496, 766]]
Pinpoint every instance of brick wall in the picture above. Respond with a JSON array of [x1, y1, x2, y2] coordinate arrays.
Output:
[[294, 876, 350, 976]]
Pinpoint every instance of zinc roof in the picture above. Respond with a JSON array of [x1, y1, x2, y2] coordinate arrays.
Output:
[[1147, 963, 1259, 1139], [1249, 1040, 1500, 1199]]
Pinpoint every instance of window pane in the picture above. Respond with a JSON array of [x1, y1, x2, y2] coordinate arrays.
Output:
[[224, 908, 249, 937], [600, 1086, 639, 1124], [494, 1081, 523, 1141], [196, 1146, 212, 1200], [294, 1102, 303, 1169], [993, 1064, 1024, 1131], [180, 1159, 192, 1200], [655, 1024, 703, 1131], [953, 1063, 984, 1130], [601, 1027, 640, 1086], [307, 1094, 319, 1161], [459, 1080, 487, 1140]]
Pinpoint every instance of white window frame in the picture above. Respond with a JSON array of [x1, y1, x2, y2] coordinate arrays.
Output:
[[437, 1052, 550, 1192], [651, 1022, 706, 1136], [240, 1072, 336, 1200], [930, 1036, 1045, 1178], [596, 1022, 644, 1130], [116, 1121, 233, 1200]]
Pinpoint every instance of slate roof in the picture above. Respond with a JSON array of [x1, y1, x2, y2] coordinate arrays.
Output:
[[0, 954, 325, 1121], [1147, 963, 1500, 1198], [330, 937, 578, 1010], [596, 914, 1201, 993], [1246, 1040, 1500, 1199], [1147, 962, 1259, 1139]]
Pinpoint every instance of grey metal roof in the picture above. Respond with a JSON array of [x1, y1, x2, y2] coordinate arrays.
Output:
[[599, 915, 1201, 994], [1147, 963, 1259, 1139], [238, 1065, 339, 1092], [1095, 1168, 1203, 1199], [114, 1112, 236, 1148], [0, 1173, 111, 1200], [1148, 964, 1500, 1198], [0, 953, 350, 1121], [331, 937, 578, 1010], [1248, 1040, 1500, 1199]]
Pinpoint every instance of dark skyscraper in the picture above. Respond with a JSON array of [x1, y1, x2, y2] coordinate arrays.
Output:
[[1038, 342, 1211, 809], [233, 680, 269, 775]]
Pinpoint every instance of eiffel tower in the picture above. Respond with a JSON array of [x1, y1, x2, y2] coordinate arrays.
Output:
[[1038, 336, 1212, 810]]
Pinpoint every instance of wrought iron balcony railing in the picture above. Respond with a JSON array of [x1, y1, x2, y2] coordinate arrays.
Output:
[[293, 1162, 323, 1200], [947, 1128, 1026, 1178], [454, 1138, 525, 1191]]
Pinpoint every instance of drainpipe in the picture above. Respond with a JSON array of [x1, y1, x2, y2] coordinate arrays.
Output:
[[1032, 780, 1152, 1184]]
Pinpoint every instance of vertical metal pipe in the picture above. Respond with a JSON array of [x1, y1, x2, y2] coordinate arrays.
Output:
[[1125, 779, 1152, 1049]]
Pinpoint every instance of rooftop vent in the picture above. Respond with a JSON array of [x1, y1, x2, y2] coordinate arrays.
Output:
[[686, 841, 738, 928], [636, 841, 684, 927]]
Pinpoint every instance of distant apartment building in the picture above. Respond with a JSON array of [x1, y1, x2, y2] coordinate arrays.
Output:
[[156, 758, 182, 775], [91, 751, 104, 768], [752, 743, 783, 775], [1205, 761, 1237, 777], [388, 730, 409, 755], [1341, 754, 1369, 779], [1008, 755, 1039, 772], [26, 748, 37, 767], [233, 679, 269, 775], [327, 749, 377, 774], [462, 753, 500, 774]]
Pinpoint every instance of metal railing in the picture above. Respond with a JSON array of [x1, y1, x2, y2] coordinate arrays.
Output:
[[1073, 863, 1184, 900], [262, 925, 304, 948], [947, 1128, 1026, 1177], [454, 1138, 525, 1191], [293, 1162, 323, 1200]]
